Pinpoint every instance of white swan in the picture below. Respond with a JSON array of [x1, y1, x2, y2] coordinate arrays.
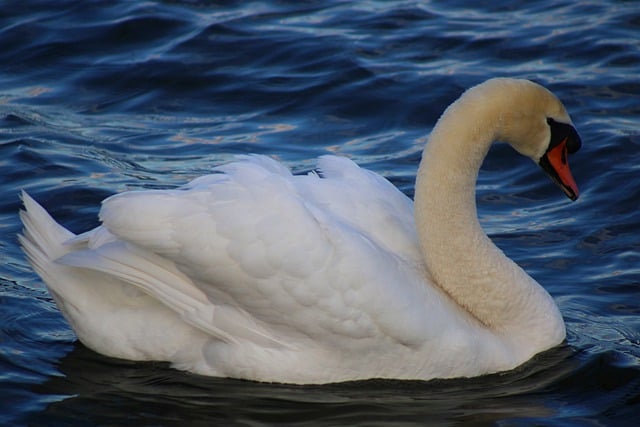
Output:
[[19, 78, 582, 384]]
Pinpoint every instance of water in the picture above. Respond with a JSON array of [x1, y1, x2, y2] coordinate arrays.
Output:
[[1, 0, 639, 425]]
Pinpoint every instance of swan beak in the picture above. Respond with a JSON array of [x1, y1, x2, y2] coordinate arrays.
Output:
[[539, 137, 579, 201]]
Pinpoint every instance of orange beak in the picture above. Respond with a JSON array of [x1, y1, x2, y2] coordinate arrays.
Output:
[[539, 137, 579, 201]]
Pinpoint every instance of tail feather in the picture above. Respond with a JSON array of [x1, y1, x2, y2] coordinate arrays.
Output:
[[19, 191, 75, 277], [19, 190, 288, 357]]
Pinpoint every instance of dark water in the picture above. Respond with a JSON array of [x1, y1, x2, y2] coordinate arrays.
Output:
[[1, 0, 639, 425]]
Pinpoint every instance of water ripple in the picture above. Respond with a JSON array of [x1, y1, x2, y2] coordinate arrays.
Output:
[[1, 0, 640, 424]]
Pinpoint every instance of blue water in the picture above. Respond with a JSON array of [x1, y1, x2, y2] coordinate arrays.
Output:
[[1, 0, 639, 425]]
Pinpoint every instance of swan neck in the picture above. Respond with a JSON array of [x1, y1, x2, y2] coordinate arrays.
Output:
[[413, 90, 564, 343], [416, 99, 495, 245]]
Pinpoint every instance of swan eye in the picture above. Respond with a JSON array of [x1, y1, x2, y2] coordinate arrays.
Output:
[[546, 118, 582, 153]]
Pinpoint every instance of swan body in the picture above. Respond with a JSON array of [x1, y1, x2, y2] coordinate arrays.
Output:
[[19, 78, 582, 384]]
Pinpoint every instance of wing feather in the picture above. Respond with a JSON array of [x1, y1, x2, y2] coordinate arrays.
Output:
[[58, 241, 287, 348], [94, 155, 430, 346]]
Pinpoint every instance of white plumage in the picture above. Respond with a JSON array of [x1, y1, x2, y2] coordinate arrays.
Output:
[[20, 78, 580, 384]]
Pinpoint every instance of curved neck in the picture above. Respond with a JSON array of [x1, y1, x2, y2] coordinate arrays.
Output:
[[413, 92, 564, 346]]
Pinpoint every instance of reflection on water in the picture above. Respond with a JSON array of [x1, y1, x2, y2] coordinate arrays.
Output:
[[26, 344, 583, 426]]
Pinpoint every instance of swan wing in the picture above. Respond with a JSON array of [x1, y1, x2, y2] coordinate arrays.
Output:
[[301, 155, 422, 264], [58, 240, 285, 347], [92, 155, 430, 347]]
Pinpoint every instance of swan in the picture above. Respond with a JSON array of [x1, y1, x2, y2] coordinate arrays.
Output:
[[19, 78, 582, 384]]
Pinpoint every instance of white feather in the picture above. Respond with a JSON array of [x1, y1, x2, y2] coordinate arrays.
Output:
[[19, 78, 573, 383]]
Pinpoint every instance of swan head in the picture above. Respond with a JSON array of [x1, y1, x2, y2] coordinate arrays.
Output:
[[472, 78, 582, 201], [537, 118, 582, 200]]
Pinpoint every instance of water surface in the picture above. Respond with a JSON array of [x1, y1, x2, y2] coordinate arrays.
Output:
[[1, 1, 640, 425]]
